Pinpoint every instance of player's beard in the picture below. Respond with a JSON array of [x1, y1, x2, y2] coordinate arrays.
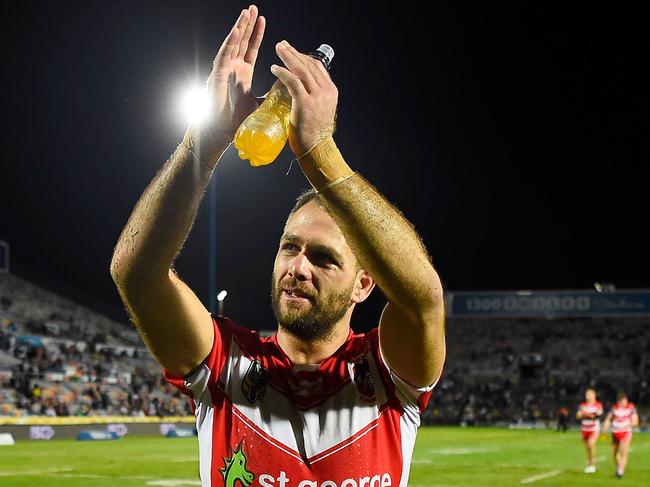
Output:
[[271, 275, 355, 342]]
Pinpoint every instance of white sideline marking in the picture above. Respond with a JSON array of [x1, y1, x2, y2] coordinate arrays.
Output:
[[520, 469, 562, 484], [36, 473, 199, 484], [0, 467, 74, 477], [0, 467, 196, 483], [520, 453, 607, 484], [48, 473, 156, 480], [146, 481, 201, 486], [427, 447, 499, 455]]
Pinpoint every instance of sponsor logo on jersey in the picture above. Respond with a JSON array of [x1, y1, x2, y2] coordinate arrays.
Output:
[[220, 443, 254, 487], [289, 376, 324, 398], [258, 471, 393, 487], [241, 359, 269, 404], [222, 441, 393, 487]]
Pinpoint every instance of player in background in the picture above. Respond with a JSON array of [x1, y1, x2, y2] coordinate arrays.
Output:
[[556, 405, 569, 432], [576, 388, 603, 474], [603, 392, 639, 479]]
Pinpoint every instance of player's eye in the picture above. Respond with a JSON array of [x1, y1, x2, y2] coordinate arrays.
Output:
[[281, 243, 298, 252], [313, 252, 337, 267]]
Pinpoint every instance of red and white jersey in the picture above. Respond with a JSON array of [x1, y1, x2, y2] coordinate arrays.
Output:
[[578, 401, 603, 432], [610, 402, 637, 433], [164, 316, 437, 487]]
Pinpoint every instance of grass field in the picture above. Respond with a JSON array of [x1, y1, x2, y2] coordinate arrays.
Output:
[[0, 428, 648, 486]]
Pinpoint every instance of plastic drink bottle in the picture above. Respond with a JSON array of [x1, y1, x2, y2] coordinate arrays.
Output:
[[233, 44, 334, 167]]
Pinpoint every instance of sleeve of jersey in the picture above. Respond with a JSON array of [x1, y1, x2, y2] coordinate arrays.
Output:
[[370, 328, 440, 414], [162, 315, 230, 403]]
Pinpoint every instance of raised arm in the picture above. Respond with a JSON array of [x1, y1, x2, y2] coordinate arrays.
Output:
[[271, 41, 445, 388], [110, 6, 265, 376]]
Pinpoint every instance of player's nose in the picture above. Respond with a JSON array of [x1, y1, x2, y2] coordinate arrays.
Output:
[[288, 251, 312, 281]]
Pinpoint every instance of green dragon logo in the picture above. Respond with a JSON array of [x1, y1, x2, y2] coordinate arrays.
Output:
[[220, 442, 254, 487]]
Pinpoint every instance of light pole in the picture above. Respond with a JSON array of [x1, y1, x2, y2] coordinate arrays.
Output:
[[208, 181, 217, 314], [177, 82, 218, 314], [217, 290, 228, 316]]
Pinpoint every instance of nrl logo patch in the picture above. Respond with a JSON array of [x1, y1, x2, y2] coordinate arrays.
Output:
[[352, 359, 376, 404], [241, 359, 269, 404]]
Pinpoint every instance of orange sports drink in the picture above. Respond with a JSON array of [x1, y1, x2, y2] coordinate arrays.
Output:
[[234, 44, 334, 167]]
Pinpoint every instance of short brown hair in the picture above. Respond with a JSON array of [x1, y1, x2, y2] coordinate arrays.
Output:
[[287, 188, 321, 220]]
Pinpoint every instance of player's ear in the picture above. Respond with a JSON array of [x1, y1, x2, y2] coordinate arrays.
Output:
[[351, 269, 375, 304]]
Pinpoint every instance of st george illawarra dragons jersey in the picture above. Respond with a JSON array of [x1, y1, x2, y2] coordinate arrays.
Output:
[[164, 316, 437, 487]]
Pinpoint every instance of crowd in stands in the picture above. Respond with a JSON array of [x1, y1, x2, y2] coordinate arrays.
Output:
[[0, 272, 190, 418], [424, 316, 649, 427], [2, 271, 649, 427]]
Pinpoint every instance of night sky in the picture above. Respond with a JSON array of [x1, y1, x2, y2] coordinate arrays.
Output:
[[2, 1, 648, 332]]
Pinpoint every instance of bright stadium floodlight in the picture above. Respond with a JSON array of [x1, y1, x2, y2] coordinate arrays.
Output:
[[217, 290, 228, 316], [178, 83, 212, 126]]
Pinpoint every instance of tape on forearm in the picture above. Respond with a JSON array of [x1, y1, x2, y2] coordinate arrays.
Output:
[[297, 137, 354, 191], [181, 127, 232, 172], [320, 173, 356, 192]]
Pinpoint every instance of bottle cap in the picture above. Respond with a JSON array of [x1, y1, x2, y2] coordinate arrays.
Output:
[[312, 44, 335, 70]]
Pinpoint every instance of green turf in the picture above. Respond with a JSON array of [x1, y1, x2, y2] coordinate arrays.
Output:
[[410, 428, 649, 486], [0, 428, 648, 486]]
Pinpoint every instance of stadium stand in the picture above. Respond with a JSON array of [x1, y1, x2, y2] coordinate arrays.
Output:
[[0, 272, 190, 418], [424, 316, 649, 428], [2, 271, 647, 431]]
